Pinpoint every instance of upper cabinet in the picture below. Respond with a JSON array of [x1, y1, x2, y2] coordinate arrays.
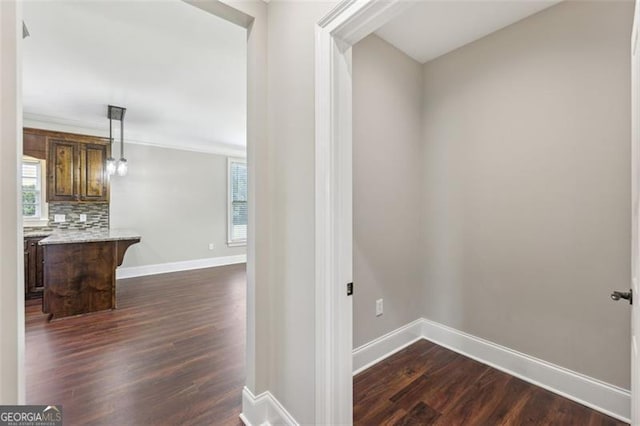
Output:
[[24, 128, 111, 203], [23, 131, 47, 160], [78, 143, 109, 201], [48, 139, 79, 201]]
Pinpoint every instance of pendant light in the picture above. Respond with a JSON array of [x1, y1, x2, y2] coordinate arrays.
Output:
[[107, 105, 128, 177], [106, 109, 116, 176], [117, 116, 128, 176]]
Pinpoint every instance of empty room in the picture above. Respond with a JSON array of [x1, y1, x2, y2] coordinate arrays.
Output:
[[352, 1, 634, 424]]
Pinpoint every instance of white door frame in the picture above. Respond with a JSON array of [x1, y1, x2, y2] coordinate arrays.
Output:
[[314, 1, 410, 423], [0, 0, 25, 404], [630, 0, 639, 423]]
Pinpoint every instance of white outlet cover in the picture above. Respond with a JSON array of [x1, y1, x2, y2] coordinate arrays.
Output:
[[376, 299, 383, 317], [53, 214, 65, 223], [208, 243, 215, 250], [79, 214, 87, 222]]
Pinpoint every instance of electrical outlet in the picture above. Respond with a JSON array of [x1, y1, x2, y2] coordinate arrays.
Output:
[[208, 243, 215, 250], [376, 299, 383, 317], [53, 214, 65, 223], [79, 214, 87, 222]]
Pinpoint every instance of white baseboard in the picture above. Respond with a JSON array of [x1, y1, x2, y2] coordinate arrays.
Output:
[[352, 318, 631, 423], [116, 254, 247, 279], [352, 318, 424, 375], [240, 386, 299, 426]]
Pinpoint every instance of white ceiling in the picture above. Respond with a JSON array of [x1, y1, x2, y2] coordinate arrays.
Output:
[[23, 1, 246, 155], [375, 1, 560, 64]]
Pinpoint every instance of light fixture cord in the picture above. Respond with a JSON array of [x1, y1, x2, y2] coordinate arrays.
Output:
[[120, 116, 124, 158]]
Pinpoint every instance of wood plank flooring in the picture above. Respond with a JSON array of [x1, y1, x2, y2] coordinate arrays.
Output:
[[354, 340, 627, 426], [27, 265, 626, 425], [26, 264, 246, 426]]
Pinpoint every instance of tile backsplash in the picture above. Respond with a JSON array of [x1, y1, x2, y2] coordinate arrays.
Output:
[[25, 203, 109, 233], [49, 203, 109, 230]]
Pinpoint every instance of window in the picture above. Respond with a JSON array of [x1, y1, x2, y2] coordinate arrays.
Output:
[[228, 158, 247, 246], [22, 157, 48, 227]]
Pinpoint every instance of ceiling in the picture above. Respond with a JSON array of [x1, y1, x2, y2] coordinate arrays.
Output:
[[22, 1, 246, 155], [375, 1, 560, 64]]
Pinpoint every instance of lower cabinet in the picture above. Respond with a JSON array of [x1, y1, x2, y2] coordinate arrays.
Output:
[[25, 237, 45, 298], [41, 237, 140, 319]]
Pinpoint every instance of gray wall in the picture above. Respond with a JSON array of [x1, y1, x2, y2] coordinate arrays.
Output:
[[0, 1, 22, 403], [353, 34, 425, 348], [421, 1, 632, 388], [353, 1, 633, 390], [110, 143, 246, 268], [266, 2, 337, 423]]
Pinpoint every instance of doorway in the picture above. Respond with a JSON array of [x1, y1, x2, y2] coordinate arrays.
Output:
[[0, 1, 264, 420], [316, 0, 637, 424]]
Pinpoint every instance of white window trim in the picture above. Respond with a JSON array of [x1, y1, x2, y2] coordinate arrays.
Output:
[[22, 156, 49, 228], [227, 156, 247, 247]]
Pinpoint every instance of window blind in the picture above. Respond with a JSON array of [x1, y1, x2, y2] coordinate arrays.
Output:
[[22, 161, 41, 218], [230, 161, 247, 242]]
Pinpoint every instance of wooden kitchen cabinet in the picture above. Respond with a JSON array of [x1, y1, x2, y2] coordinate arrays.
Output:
[[79, 143, 109, 201], [24, 236, 45, 299], [41, 233, 141, 319], [35, 129, 111, 202], [23, 131, 47, 160], [48, 139, 79, 201]]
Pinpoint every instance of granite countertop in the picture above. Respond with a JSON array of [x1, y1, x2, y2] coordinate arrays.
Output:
[[24, 231, 54, 238], [39, 229, 141, 246]]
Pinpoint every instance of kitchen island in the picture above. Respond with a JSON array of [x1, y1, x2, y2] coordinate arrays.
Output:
[[39, 229, 141, 320]]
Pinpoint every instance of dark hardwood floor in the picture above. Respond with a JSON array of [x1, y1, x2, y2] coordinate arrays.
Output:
[[27, 265, 625, 426], [26, 264, 246, 426], [354, 340, 627, 426]]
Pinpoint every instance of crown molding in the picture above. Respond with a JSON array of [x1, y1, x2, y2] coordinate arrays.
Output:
[[23, 112, 246, 158]]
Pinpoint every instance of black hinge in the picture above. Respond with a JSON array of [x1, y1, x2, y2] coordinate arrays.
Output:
[[347, 282, 353, 296]]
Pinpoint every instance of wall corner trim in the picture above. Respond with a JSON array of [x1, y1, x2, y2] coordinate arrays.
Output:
[[115, 255, 247, 279], [352, 318, 631, 423], [240, 386, 299, 426], [352, 318, 424, 376]]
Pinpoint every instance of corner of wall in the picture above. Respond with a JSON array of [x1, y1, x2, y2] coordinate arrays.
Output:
[[241, 386, 299, 426]]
